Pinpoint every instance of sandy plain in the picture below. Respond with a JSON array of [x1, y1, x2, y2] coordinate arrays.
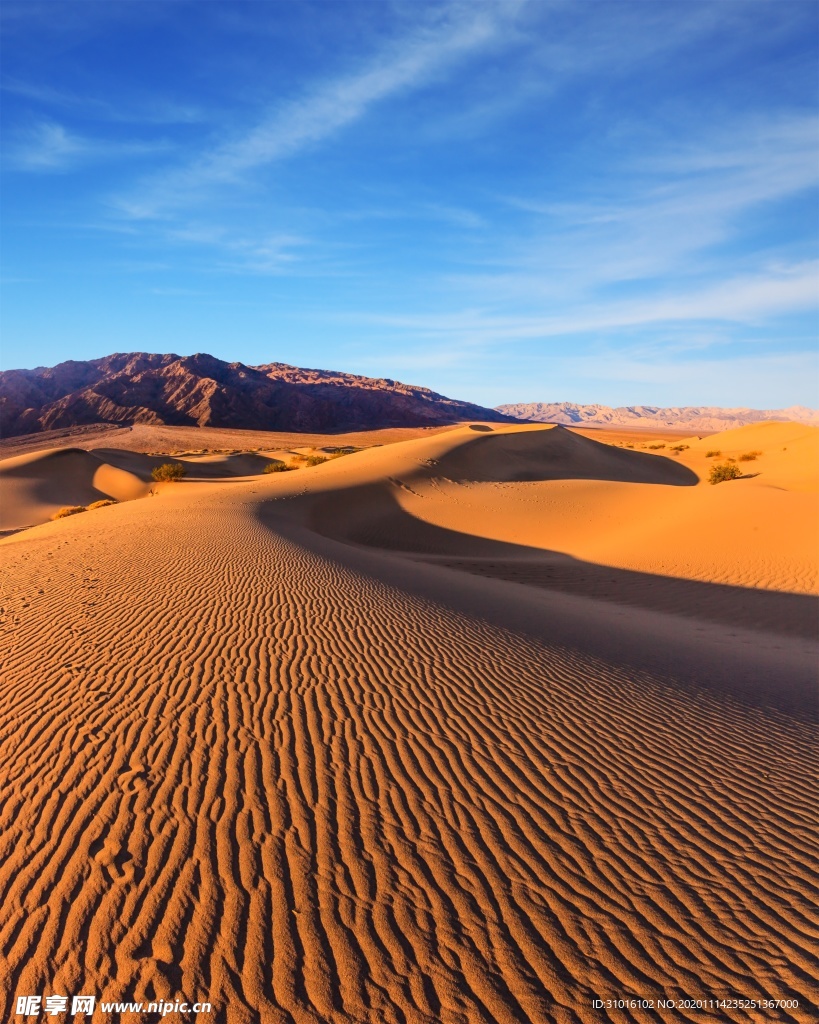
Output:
[[0, 421, 817, 1023]]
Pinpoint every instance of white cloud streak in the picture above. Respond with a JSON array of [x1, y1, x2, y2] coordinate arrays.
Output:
[[6, 119, 170, 172], [115, 3, 519, 219], [484, 114, 819, 297], [1, 77, 205, 124], [350, 262, 819, 342]]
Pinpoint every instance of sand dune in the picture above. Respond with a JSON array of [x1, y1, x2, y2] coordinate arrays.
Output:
[[288, 422, 818, 595], [0, 423, 460, 532], [1, 446, 300, 532], [0, 423, 816, 1022], [363, 423, 698, 485], [683, 421, 819, 493], [0, 448, 150, 532]]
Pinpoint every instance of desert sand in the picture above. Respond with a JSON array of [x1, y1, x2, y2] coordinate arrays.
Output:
[[0, 422, 817, 1023]]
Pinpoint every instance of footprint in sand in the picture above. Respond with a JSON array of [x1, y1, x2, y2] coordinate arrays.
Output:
[[134, 940, 184, 995], [89, 836, 134, 884], [118, 763, 151, 794]]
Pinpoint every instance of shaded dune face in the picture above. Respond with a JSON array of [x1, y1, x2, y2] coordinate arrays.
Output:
[[0, 422, 817, 1023], [0, 449, 150, 529], [411, 425, 698, 486], [305, 427, 696, 551], [305, 485, 818, 647], [0, 448, 285, 530]]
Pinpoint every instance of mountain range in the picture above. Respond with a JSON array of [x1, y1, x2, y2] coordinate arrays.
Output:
[[4, 353, 815, 440], [496, 402, 819, 431], [0, 352, 511, 438]]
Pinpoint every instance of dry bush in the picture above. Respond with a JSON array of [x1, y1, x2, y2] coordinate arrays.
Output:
[[304, 454, 328, 467], [51, 506, 86, 520], [647, 443, 665, 450], [152, 462, 187, 482], [87, 499, 117, 509], [669, 444, 689, 453], [705, 450, 721, 458], [738, 450, 762, 462], [263, 462, 293, 474], [709, 463, 742, 484]]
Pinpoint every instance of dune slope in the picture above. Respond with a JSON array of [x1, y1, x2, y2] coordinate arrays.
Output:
[[1, 447, 291, 531], [316, 423, 819, 595], [0, 425, 817, 1023], [0, 448, 150, 531]]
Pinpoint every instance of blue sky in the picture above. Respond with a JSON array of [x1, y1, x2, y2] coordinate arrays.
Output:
[[1, 0, 817, 409]]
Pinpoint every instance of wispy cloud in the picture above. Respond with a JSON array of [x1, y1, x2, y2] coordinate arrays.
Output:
[[115, 3, 520, 218], [484, 114, 819, 297], [348, 261, 819, 343], [147, 286, 204, 297], [419, 202, 485, 229], [7, 120, 83, 170], [1, 77, 205, 124], [5, 119, 170, 172], [164, 221, 311, 270]]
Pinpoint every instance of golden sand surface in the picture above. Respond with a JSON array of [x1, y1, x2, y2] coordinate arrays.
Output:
[[1, 422, 817, 1023]]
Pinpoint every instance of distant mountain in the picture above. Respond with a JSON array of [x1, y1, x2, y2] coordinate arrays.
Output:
[[497, 401, 819, 431], [0, 352, 513, 438]]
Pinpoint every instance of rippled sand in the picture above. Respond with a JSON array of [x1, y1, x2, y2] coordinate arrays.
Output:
[[1, 423, 816, 1023]]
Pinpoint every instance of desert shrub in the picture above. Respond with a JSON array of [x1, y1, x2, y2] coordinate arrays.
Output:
[[87, 499, 117, 510], [647, 443, 665, 450], [304, 454, 328, 467], [152, 462, 186, 482], [709, 463, 742, 485], [705, 450, 721, 458], [51, 506, 86, 520], [263, 462, 293, 474], [669, 444, 689, 453], [738, 450, 762, 462]]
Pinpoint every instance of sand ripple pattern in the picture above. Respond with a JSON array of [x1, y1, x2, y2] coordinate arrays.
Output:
[[1, 496, 817, 1023]]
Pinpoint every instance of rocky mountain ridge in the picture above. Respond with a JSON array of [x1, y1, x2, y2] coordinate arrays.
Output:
[[0, 352, 512, 437]]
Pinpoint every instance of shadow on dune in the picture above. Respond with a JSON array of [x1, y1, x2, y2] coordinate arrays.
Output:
[[253, 483, 818, 719], [433, 553, 818, 641], [0, 448, 147, 511], [0, 446, 283, 529], [304, 482, 817, 642], [422, 425, 699, 485]]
